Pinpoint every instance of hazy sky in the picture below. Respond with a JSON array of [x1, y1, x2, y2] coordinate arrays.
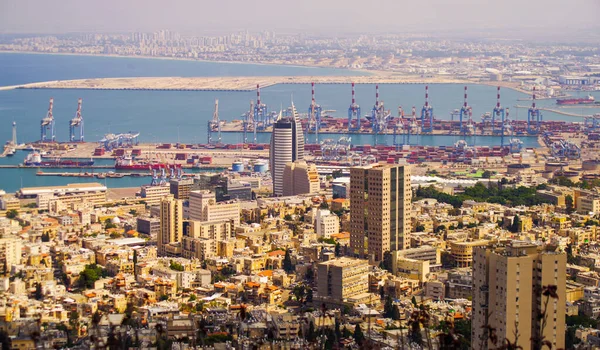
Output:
[[1, 0, 599, 38]]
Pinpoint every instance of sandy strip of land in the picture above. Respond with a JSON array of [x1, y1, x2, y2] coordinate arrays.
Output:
[[2, 76, 529, 94]]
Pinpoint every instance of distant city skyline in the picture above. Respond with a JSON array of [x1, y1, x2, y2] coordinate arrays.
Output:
[[1, 0, 599, 41]]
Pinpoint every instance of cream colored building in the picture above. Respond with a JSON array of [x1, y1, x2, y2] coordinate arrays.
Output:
[[282, 160, 320, 196], [449, 240, 489, 268], [19, 183, 107, 206], [317, 257, 369, 302], [182, 220, 232, 260], [188, 190, 240, 227], [315, 209, 340, 238], [577, 195, 600, 214], [158, 196, 183, 256], [350, 164, 411, 262], [140, 185, 170, 206], [0, 235, 22, 268], [472, 242, 566, 350]]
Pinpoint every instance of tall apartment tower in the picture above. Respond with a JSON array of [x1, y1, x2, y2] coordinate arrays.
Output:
[[472, 242, 566, 350], [270, 104, 304, 196], [349, 164, 411, 262], [158, 195, 183, 256]]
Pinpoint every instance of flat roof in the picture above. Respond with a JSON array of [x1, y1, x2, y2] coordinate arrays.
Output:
[[107, 237, 147, 246], [20, 183, 107, 196]]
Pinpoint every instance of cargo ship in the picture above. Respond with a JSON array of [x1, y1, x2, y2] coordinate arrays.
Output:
[[24, 151, 94, 167], [556, 95, 595, 105], [114, 156, 166, 170]]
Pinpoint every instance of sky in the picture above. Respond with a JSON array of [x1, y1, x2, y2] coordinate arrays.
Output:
[[1, 0, 599, 39]]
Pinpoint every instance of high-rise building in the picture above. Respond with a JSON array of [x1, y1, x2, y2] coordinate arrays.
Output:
[[189, 190, 240, 227], [317, 257, 369, 302], [170, 178, 194, 200], [282, 160, 320, 196], [270, 105, 304, 196], [158, 195, 183, 256], [349, 164, 411, 262], [472, 242, 566, 350]]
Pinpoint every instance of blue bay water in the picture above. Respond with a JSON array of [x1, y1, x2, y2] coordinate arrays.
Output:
[[1, 52, 599, 192]]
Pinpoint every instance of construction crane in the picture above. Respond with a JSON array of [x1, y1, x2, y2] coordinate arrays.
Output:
[[347, 82, 361, 132], [459, 86, 472, 136], [308, 82, 323, 143], [40, 98, 56, 142], [69, 98, 84, 142], [420, 86, 433, 133], [527, 87, 543, 134], [207, 99, 222, 144]]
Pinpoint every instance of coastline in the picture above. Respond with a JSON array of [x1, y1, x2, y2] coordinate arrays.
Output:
[[0, 50, 535, 95], [0, 50, 370, 75]]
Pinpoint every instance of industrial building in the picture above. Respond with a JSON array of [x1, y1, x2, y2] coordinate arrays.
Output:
[[19, 183, 107, 207]]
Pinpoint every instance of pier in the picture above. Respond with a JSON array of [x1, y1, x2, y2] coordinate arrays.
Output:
[[514, 105, 588, 118]]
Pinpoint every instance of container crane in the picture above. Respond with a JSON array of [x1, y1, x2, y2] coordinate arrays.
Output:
[[207, 99, 222, 144], [459, 86, 472, 136], [527, 87, 543, 134], [243, 100, 257, 144], [491, 87, 505, 136], [40, 98, 56, 142], [420, 86, 433, 133], [347, 83, 361, 132], [254, 84, 270, 130], [69, 98, 84, 142], [308, 82, 323, 143]]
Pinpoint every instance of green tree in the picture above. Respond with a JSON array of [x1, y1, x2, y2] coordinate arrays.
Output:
[[510, 215, 521, 233], [283, 249, 294, 273], [335, 242, 341, 257], [284, 214, 293, 221], [353, 324, 365, 345], [415, 225, 425, 232], [34, 282, 43, 300], [104, 218, 117, 230], [5, 210, 17, 219], [79, 264, 105, 288], [169, 261, 184, 271], [41, 232, 50, 242], [482, 170, 493, 179], [383, 296, 394, 318], [411, 295, 418, 307], [566, 195, 575, 214], [381, 251, 393, 273]]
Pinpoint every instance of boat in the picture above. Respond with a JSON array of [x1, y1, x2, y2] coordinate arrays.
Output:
[[23, 151, 94, 167], [115, 156, 165, 170], [556, 95, 595, 105]]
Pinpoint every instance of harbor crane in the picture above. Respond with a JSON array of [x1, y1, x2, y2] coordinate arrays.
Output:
[[459, 86, 472, 135], [370, 85, 391, 144], [242, 100, 257, 144], [347, 82, 361, 132], [69, 98, 84, 142], [584, 114, 600, 132], [207, 99, 222, 144], [40, 98, 56, 142], [254, 84, 271, 130], [308, 82, 323, 143], [491, 87, 506, 136], [527, 87, 543, 134], [420, 86, 433, 133]]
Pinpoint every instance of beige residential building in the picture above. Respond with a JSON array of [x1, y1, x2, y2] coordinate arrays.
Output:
[[140, 185, 170, 206], [282, 160, 320, 196], [450, 240, 489, 268], [182, 220, 232, 260], [577, 194, 600, 214], [188, 190, 240, 227], [315, 209, 340, 238], [472, 242, 566, 350], [317, 257, 369, 302], [0, 235, 22, 268], [349, 164, 411, 262], [158, 196, 183, 256], [170, 178, 194, 200]]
